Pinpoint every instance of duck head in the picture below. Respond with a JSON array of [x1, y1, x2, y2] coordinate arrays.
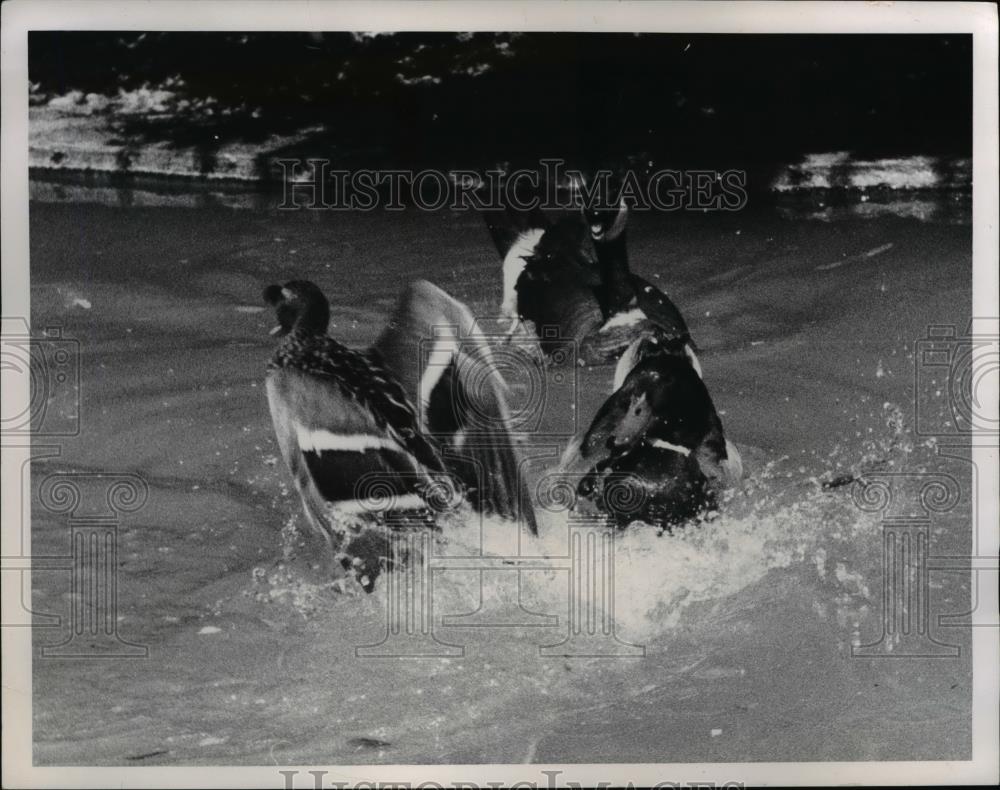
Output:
[[263, 280, 330, 337], [583, 198, 629, 243], [525, 215, 594, 269]]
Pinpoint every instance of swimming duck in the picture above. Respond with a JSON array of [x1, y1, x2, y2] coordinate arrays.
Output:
[[482, 203, 611, 363], [584, 200, 702, 384], [264, 279, 537, 590], [559, 330, 741, 529]]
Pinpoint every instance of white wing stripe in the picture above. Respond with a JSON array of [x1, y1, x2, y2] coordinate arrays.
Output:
[[294, 426, 405, 454], [651, 439, 692, 456], [685, 344, 703, 379], [419, 330, 459, 420], [612, 335, 644, 390], [325, 493, 428, 514], [600, 307, 647, 331]]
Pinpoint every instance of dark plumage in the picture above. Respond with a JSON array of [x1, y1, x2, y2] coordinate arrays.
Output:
[[560, 332, 741, 529], [368, 280, 538, 535], [483, 199, 697, 369], [584, 201, 701, 380], [264, 279, 537, 590], [482, 205, 611, 363]]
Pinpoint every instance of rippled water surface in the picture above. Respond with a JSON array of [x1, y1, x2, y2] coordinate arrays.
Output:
[[29, 192, 973, 764]]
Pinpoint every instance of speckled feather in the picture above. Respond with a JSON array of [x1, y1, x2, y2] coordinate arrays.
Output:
[[268, 328, 443, 470]]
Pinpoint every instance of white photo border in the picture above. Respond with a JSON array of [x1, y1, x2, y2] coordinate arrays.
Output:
[[2, 1, 997, 787]]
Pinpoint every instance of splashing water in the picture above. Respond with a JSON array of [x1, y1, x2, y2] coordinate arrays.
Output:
[[274, 413, 925, 650]]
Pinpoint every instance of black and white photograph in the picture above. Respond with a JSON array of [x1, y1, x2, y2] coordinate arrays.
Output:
[[2, 1, 998, 787]]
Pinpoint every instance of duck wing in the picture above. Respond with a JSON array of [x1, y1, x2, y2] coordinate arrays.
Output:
[[629, 274, 692, 343], [692, 418, 744, 489], [515, 252, 605, 349], [514, 216, 604, 349], [266, 351, 446, 544], [371, 280, 539, 533], [283, 336, 446, 469]]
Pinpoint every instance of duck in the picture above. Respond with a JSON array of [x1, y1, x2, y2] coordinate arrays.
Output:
[[482, 203, 611, 363], [264, 279, 537, 590], [559, 329, 742, 529], [584, 199, 702, 386]]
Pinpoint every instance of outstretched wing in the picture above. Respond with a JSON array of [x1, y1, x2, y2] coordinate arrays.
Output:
[[372, 280, 539, 533], [516, 252, 605, 343]]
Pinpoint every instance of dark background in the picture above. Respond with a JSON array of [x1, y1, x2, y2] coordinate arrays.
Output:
[[29, 32, 972, 171]]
